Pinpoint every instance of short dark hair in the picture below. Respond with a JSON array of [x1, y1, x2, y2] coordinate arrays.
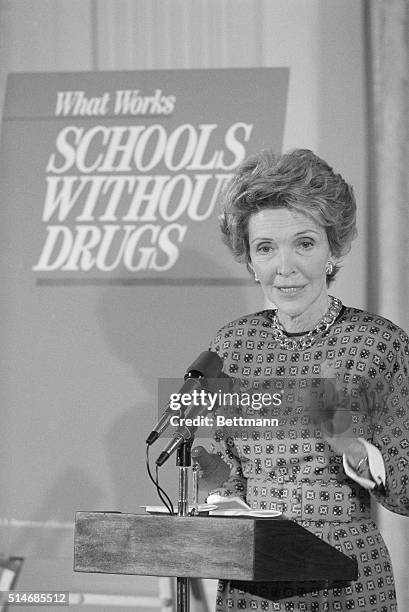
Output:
[[220, 149, 357, 283]]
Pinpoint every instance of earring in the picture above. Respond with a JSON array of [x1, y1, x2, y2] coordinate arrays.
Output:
[[249, 265, 259, 283], [326, 261, 334, 275]]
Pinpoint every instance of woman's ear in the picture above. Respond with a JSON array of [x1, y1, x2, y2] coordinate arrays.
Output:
[[247, 261, 260, 283]]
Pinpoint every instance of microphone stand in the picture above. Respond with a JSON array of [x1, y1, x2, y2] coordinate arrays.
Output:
[[176, 439, 193, 612]]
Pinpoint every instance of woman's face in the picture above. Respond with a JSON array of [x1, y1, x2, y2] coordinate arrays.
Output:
[[248, 207, 332, 327]]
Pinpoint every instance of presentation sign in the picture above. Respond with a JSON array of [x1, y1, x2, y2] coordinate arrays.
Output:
[[1, 68, 288, 283]]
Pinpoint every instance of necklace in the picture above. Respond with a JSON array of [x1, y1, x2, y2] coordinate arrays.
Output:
[[268, 295, 343, 350]]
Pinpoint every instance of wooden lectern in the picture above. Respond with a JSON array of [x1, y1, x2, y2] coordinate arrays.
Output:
[[74, 512, 357, 607]]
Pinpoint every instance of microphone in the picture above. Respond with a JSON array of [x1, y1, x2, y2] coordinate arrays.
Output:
[[155, 400, 211, 466], [155, 370, 233, 466], [145, 350, 223, 446]]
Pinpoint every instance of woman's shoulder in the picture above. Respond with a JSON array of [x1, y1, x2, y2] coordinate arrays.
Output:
[[340, 305, 409, 347], [209, 310, 273, 348]]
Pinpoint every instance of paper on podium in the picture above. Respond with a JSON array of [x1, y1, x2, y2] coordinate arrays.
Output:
[[207, 494, 282, 517], [141, 503, 217, 514]]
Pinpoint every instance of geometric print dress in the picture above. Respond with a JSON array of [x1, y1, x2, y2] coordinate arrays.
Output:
[[208, 304, 409, 612]]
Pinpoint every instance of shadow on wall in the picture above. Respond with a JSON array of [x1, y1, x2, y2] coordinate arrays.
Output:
[[97, 247, 250, 510], [8, 466, 102, 557]]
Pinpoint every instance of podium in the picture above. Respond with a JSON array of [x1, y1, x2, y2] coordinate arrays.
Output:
[[74, 512, 358, 584]]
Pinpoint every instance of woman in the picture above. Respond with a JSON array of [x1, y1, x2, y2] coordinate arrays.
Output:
[[200, 149, 408, 611]]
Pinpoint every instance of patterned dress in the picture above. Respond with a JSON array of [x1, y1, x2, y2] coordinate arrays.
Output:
[[208, 305, 409, 612]]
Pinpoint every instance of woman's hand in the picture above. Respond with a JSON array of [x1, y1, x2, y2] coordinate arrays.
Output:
[[311, 377, 357, 455], [311, 376, 370, 476], [191, 445, 230, 490]]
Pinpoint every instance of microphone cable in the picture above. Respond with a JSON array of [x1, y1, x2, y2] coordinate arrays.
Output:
[[145, 444, 175, 515]]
